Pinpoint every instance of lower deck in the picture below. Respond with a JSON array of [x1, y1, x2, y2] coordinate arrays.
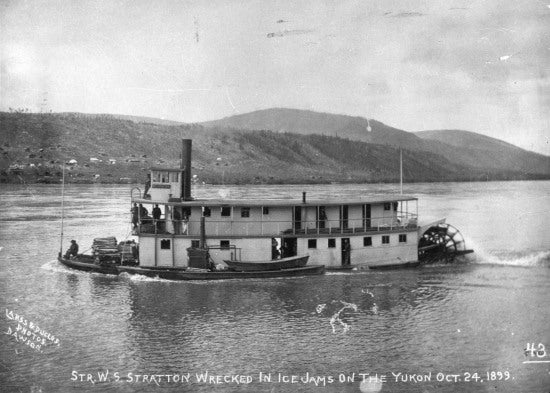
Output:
[[138, 228, 419, 269]]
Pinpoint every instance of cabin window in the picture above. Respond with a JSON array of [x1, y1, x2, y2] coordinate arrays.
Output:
[[161, 172, 169, 183], [363, 237, 372, 247], [220, 240, 230, 249], [399, 234, 407, 243], [170, 172, 179, 182], [328, 238, 336, 248], [191, 240, 200, 248], [160, 239, 171, 249], [382, 235, 390, 244], [203, 207, 211, 217], [182, 207, 191, 216], [393, 202, 398, 211], [308, 239, 317, 249], [241, 207, 250, 218], [384, 203, 391, 211], [262, 206, 269, 215], [221, 206, 231, 217]]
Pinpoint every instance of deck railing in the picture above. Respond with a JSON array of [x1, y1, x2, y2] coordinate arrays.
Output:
[[135, 214, 418, 237]]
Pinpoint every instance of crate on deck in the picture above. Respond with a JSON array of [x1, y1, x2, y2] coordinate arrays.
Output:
[[92, 237, 119, 262]]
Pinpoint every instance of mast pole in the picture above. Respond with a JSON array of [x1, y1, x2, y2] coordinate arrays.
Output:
[[60, 163, 65, 255], [400, 149, 403, 195]]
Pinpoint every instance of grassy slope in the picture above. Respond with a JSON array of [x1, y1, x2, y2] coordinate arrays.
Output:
[[416, 130, 550, 174], [203, 108, 550, 176], [0, 112, 548, 184]]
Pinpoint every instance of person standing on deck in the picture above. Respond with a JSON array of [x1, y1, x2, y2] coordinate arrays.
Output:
[[343, 239, 351, 265], [182, 213, 189, 235], [152, 204, 162, 231], [131, 203, 139, 230], [144, 174, 151, 198], [139, 204, 148, 220], [172, 207, 181, 235]]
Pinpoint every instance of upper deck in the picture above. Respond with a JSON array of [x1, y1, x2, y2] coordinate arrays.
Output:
[[134, 194, 417, 207], [132, 190, 418, 238], [131, 140, 418, 238]]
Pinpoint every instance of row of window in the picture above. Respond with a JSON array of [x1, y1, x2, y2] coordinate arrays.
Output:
[[163, 204, 401, 218], [183, 206, 263, 217], [161, 235, 407, 251], [308, 234, 407, 248]]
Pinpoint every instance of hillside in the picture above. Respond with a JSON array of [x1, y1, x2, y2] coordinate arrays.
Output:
[[0, 111, 548, 185], [416, 130, 550, 174], [203, 108, 550, 176], [202, 108, 428, 149]]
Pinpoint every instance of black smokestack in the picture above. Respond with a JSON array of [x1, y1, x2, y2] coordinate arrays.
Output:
[[181, 139, 192, 201]]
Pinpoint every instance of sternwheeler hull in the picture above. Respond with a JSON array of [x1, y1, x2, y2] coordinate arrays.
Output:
[[58, 256, 325, 280]]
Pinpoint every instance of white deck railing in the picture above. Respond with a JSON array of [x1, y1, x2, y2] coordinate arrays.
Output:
[[136, 214, 418, 237]]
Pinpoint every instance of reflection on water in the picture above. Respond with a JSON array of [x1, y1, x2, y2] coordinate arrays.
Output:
[[0, 181, 549, 392]]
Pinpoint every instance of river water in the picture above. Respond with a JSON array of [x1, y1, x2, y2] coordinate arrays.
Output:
[[0, 181, 549, 392]]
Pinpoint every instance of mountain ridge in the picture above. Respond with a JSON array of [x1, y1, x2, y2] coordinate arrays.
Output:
[[0, 109, 548, 184]]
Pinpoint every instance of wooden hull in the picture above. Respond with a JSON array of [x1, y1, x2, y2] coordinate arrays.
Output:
[[58, 255, 119, 275], [224, 255, 309, 272], [367, 260, 421, 269], [58, 256, 324, 280], [119, 264, 325, 280]]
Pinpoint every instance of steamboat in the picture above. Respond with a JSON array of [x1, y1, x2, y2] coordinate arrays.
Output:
[[58, 139, 472, 279]]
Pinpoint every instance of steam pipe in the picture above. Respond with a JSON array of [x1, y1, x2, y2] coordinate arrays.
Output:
[[181, 139, 192, 201]]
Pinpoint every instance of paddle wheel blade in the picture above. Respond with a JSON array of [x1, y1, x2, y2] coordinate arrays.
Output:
[[418, 223, 473, 264]]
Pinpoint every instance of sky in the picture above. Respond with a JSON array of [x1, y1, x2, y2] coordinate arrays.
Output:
[[1, 0, 549, 155]]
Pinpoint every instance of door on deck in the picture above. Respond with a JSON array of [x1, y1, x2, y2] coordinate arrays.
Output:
[[363, 204, 371, 229], [293, 206, 302, 232], [341, 238, 351, 266], [318, 206, 327, 230], [341, 205, 349, 230], [281, 238, 297, 258]]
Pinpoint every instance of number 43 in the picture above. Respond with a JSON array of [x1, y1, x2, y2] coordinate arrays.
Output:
[[525, 343, 547, 358]]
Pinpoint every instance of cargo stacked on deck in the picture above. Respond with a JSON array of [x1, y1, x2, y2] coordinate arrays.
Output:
[[92, 237, 120, 262]]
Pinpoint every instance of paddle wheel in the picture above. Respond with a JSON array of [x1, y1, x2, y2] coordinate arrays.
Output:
[[418, 223, 472, 264]]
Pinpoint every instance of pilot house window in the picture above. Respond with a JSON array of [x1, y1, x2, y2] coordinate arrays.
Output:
[[241, 207, 250, 218], [160, 239, 171, 249], [399, 234, 407, 243], [382, 235, 390, 244], [221, 206, 231, 216], [384, 203, 391, 211], [170, 172, 179, 182]]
